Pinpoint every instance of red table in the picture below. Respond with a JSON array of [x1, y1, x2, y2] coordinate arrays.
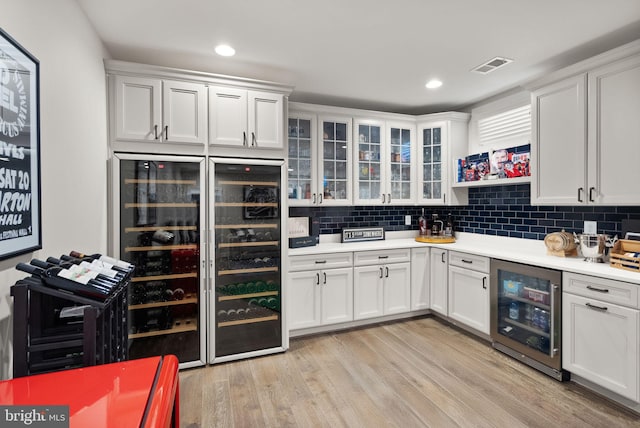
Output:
[[0, 355, 179, 428]]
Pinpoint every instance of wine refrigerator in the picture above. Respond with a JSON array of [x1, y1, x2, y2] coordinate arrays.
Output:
[[111, 153, 206, 368], [209, 157, 286, 363], [490, 259, 567, 380]]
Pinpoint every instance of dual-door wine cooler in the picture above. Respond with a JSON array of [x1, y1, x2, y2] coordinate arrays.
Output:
[[112, 154, 286, 367]]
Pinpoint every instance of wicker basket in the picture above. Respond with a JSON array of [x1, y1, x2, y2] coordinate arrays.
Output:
[[610, 239, 640, 272]]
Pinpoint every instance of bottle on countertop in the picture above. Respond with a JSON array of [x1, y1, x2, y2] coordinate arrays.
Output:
[[431, 213, 441, 236], [418, 208, 428, 236], [445, 213, 454, 238]]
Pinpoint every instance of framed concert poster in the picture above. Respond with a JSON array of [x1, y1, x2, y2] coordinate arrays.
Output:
[[0, 28, 41, 260]]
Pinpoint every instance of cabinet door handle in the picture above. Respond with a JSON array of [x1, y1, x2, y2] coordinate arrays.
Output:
[[382, 194, 386, 203], [252, 132, 257, 147], [578, 187, 584, 202], [589, 187, 595, 202], [482, 277, 487, 289], [379, 267, 384, 278], [312, 193, 317, 204], [585, 302, 608, 311], [443, 193, 446, 204], [323, 272, 327, 284], [316, 272, 320, 285], [461, 259, 473, 264], [586, 285, 609, 293], [441, 252, 446, 263], [243, 131, 247, 146], [154, 124, 159, 140], [164, 125, 168, 140], [319, 194, 323, 204], [385, 266, 389, 278], [387, 193, 391, 204]]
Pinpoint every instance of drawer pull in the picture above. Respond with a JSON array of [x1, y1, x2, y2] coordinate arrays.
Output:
[[461, 259, 473, 264], [586, 285, 609, 293], [378, 256, 389, 259], [315, 260, 327, 264], [586, 302, 608, 311]]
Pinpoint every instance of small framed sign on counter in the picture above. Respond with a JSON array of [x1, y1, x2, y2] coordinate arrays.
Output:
[[342, 227, 385, 243]]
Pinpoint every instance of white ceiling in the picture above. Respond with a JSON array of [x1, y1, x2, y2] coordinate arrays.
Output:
[[75, 0, 640, 114]]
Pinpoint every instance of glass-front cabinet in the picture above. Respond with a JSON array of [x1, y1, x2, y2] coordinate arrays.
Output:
[[354, 119, 384, 204], [387, 121, 415, 204], [210, 158, 286, 362], [319, 115, 352, 206], [114, 153, 206, 368], [287, 114, 316, 206], [418, 121, 445, 204]]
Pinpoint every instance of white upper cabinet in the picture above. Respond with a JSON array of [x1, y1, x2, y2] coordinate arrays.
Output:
[[209, 86, 283, 150], [287, 113, 317, 206], [318, 115, 353, 206], [531, 75, 586, 205], [587, 54, 640, 205], [531, 49, 640, 205], [113, 75, 207, 145], [353, 119, 416, 205], [417, 113, 469, 206]]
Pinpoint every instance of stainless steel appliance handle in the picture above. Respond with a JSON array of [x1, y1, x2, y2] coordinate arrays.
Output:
[[550, 283, 559, 357]]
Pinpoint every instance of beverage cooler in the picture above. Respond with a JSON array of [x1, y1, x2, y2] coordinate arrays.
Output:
[[112, 153, 206, 368], [111, 154, 286, 367], [210, 158, 286, 362], [490, 259, 567, 380]]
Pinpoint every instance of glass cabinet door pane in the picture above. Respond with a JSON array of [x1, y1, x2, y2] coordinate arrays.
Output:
[[322, 119, 350, 202], [357, 123, 382, 201], [288, 118, 313, 202], [421, 126, 442, 200], [213, 161, 282, 357], [390, 126, 412, 201], [119, 158, 202, 364]]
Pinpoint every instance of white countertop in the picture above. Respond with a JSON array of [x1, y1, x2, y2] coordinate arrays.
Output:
[[288, 231, 640, 285]]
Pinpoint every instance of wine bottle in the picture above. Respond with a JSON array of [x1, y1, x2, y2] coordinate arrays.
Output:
[[41, 260, 117, 290], [16, 263, 111, 298], [43, 257, 123, 285], [69, 251, 134, 271], [418, 208, 427, 236], [62, 254, 131, 277]]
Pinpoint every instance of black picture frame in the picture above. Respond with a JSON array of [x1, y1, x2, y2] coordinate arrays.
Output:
[[0, 28, 42, 260]]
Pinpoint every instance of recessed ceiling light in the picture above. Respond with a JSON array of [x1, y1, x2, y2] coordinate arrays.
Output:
[[215, 44, 236, 57], [425, 79, 443, 89]]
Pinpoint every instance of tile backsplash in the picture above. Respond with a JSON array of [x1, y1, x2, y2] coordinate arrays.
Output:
[[289, 184, 640, 240]]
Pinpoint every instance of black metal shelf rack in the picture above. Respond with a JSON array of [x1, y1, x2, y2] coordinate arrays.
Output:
[[11, 266, 130, 377]]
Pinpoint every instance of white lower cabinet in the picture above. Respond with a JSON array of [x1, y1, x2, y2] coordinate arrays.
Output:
[[448, 265, 490, 334], [410, 247, 430, 310], [353, 249, 411, 320], [288, 267, 353, 330], [562, 272, 640, 402], [429, 248, 448, 316]]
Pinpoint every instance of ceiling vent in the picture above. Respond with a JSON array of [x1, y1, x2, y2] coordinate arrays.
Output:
[[471, 56, 513, 74]]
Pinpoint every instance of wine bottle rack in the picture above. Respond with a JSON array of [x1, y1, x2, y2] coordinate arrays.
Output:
[[119, 157, 203, 364], [11, 266, 129, 377], [213, 162, 283, 358]]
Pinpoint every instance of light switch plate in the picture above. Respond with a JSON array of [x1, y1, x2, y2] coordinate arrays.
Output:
[[405, 215, 412, 226], [584, 221, 597, 234]]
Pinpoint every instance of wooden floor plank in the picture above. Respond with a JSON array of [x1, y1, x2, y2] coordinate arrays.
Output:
[[179, 317, 640, 428]]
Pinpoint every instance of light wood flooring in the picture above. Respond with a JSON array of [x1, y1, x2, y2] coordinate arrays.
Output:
[[179, 317, 639, 427]]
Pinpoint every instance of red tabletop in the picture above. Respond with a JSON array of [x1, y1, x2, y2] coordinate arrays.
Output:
[[0, 355, 179, 428]]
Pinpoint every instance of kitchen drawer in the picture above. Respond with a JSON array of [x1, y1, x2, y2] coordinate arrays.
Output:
[[563, 272, 639, 309], [288, 252, 353, 272], [354, 248, 411, 267], [449, 251, 490, 273]]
